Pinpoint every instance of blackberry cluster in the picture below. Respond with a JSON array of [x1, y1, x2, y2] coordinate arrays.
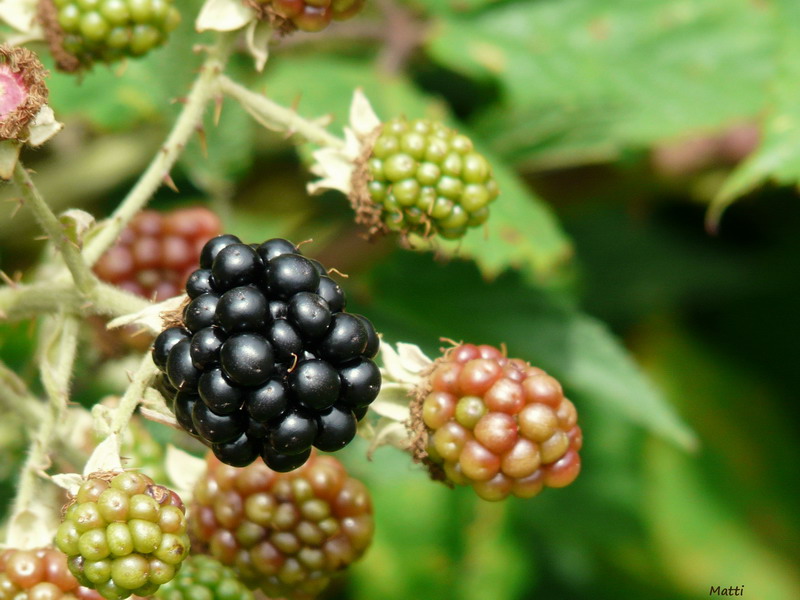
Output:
[[94, 208, 221, 302], [154, 555, 252, 600], [417, 343, 582, 501], [364, 117, 499, 240], [0, 547, 103, 600], [152, 236, 380, 471], [54, 472, 191, 600], [41, 0, 181, 71], [190, 452, 374, 599], [253, 0, 366, 33]]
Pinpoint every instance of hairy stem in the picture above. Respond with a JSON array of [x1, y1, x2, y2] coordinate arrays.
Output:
[[110, 352, 160, 438], [82, 33, 238, 267], [9, 315, 79, 527], [217, 74, 345, 148], [12, 162, 97, 294], [0, 280, 150, 320]]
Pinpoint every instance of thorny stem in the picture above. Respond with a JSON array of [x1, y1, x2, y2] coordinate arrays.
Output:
[[82, 32, 238, 267], [217, 74, 346, 149], [12, 162, 97, 295], [9, 315, 79, 533]]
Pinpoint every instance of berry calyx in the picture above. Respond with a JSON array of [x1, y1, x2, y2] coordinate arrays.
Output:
[[410, 343, 582, 501], [38, 0, 181, 72], [355, 117, 499, 241], [152, 237, 381, 471], [55, 471, 190, 600], [189, 451, 374, 599], [0, 46, 49, 142]]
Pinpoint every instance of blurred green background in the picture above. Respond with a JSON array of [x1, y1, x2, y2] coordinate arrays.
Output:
[[2, 0, 799, 598]]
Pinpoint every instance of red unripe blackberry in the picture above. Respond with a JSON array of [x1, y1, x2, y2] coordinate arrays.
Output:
[[54, 472, 191, 600], [189, 451, 374, 599], [413, 343, 582, 501], [251, 0, 366, 33], [94, 207, 222, 302], [0, 547, 103, 600]]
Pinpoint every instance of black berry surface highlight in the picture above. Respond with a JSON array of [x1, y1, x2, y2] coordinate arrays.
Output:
[[153, 237, 381, 471]]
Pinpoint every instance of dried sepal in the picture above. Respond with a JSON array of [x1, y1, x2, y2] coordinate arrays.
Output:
[[107, 294, 187, 335], [0, 44, 49, 140]]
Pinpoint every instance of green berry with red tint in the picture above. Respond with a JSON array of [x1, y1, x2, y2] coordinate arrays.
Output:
[[415, 343, 582, 501], [254, 0, 366, 33], [41, 0, 181, 71], [0, 546, 104, 600], [364, 118, 499, 240], [55, 472, 190, 600], [189, 451, 373, 599], [153, 555, 252, 600]]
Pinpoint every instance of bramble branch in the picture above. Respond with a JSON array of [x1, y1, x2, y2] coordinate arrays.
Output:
[[12, 162, 96, 295], [82, 32, 238, 268], [217, 74, 345, 149]]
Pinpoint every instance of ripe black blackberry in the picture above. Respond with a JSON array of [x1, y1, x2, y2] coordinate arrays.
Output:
[[153, 237, 381, 470]]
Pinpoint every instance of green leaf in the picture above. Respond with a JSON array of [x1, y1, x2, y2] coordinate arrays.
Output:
[[425, 0, 774, 169], [353, 252, 697, 450], [258, 54, 572, 280], [711, 1, 800, 226], [645, 440, 800, 599], [346, 439, 526, 600], [402, 0, 500, 16], [437, 140, 572, 281]]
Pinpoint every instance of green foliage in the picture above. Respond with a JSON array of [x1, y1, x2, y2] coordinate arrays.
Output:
[[428, 0, 773, 168], [712, 1, 800, 222], [352, 251, 695, 449], [2, 0, 799, 599]]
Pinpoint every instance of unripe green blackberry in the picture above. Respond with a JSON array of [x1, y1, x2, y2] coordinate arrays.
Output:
[[249, 0, 366, 33], [39, 0, 181, 71], [362, 117, 499, 240], [55, 472, 191, 600], [189, 452, 374, 599], [0, 547, 104, 600], [411, 343, 582, 501], [153, 555, 253, 600]]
